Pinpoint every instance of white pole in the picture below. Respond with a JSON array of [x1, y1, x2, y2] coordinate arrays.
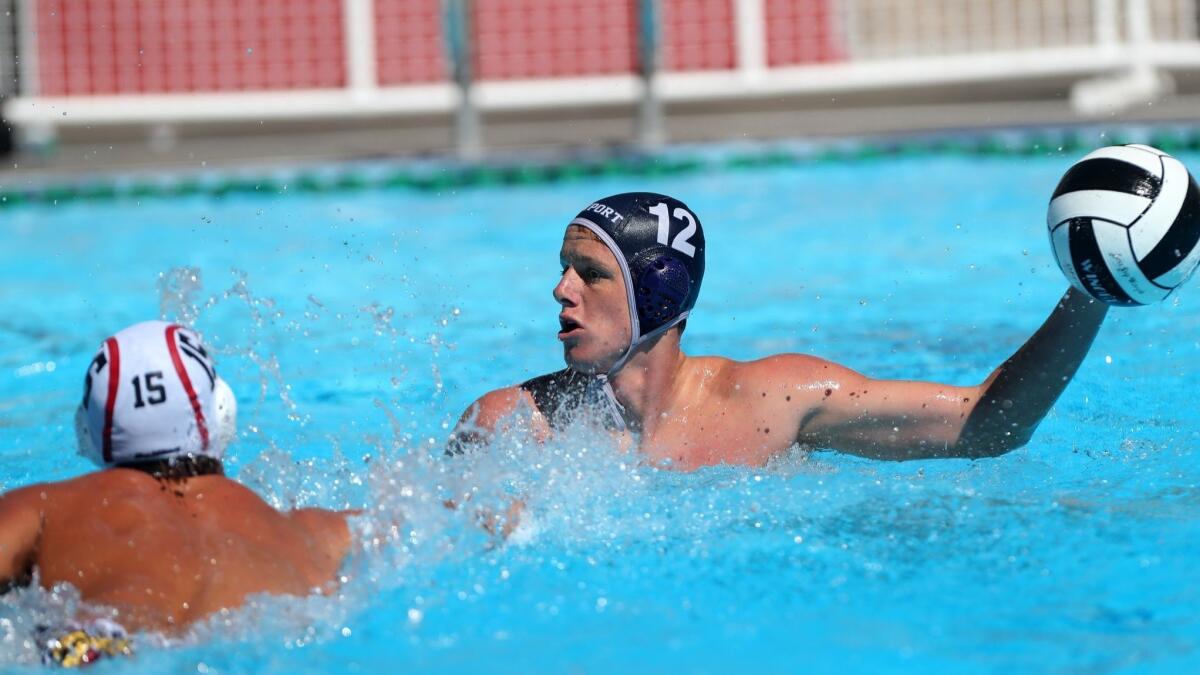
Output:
[[13, 0, 58, 151], [1070, 0, 1170, 115], [734, 0, 766, 81], [1125, 0, 1157, 80], [0, 1, 10, 96], [343, 0, 377, 102], [637, 0, 663, 147], [1093, 0, 1119, 52], [1126, 0, 1152, 49], [445, 0, 481, 159], [16, 0, 38, 96], [1185, 0, 1199, 40]]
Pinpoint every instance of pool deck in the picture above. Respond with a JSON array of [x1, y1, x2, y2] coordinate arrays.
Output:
[[3, 79, 1200, 180]]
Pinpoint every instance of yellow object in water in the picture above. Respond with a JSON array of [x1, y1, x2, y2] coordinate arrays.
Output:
[[43, 627, 133, 668]]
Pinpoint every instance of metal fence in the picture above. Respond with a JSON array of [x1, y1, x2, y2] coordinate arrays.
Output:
[[4, 0, 1200, 152]]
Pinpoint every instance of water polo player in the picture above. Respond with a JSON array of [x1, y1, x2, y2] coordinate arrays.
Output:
[[0, 321, 352, 666], [450, 191, 1110, 467]]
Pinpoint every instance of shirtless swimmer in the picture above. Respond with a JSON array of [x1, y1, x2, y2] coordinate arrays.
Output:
[[451, 192, 1108, 468], [0, 321, 352, 665]]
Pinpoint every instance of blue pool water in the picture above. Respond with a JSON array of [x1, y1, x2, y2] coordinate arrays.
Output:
[[2, 146, 1200, 672]]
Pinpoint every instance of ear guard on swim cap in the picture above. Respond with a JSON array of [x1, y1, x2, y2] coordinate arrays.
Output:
[[74, 403, 98, 465], [570, 192, 706, 374], [211, 376, 238, 454], [630, 248, 693, 329], [75, 321, 236, 466]]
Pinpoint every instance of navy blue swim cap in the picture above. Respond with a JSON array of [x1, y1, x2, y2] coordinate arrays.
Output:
[[570, 192, 705, 373]]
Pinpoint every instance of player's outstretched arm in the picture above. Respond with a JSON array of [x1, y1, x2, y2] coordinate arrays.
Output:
[[788, 287, 1106, 460], [956, 286, 1108, 456], [0, 487, 44, 591], [780, 356, 985, 460]]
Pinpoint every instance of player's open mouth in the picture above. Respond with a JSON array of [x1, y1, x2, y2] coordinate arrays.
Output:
[[558, 316, 582, 340]]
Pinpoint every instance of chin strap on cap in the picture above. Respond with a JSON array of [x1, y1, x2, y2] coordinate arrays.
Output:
[[594, 374, 628, 433], [592, 309, 690, 434]]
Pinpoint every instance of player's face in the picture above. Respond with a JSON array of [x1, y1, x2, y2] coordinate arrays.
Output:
[[554, 225, 632, 373]]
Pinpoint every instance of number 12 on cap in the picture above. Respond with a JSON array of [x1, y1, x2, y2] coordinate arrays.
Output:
[[649, 202, 698, 257]]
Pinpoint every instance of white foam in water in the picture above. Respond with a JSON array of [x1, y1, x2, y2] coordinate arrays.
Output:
[[448, 406, 646, 548], [0, 576, 88, 665]]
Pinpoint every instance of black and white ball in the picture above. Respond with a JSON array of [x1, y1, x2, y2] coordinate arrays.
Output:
[[1048, 144, 1200, 306]]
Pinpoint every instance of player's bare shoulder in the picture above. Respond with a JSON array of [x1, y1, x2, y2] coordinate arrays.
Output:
[[700, 353, 855, 404], [461, 385, 534, 429], [0, 479, 52, 507], [289, 507, 353, 570], [34, 469, 165, 509], [451, 384, 548, 450], [0, 480, 48, 528]]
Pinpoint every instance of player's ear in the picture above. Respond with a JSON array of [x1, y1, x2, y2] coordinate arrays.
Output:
[[211, 377, 237, 455]]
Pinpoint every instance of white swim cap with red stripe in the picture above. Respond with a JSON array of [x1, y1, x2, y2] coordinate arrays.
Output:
[[75, 321, 237, 465]]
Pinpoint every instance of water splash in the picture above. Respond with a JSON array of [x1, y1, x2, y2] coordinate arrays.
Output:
[[157, 267, 205, 326], [157, 267, 308, 434], [0, 575, 128, 666]]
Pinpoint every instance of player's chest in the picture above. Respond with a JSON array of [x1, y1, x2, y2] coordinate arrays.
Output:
[[636, 400, 795, 470]]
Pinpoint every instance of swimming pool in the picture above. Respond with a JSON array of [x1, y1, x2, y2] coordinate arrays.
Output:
[[2, 135, 1199, 672]]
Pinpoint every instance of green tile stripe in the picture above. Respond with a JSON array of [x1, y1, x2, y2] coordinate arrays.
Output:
[[3, 126, 1200, 209]]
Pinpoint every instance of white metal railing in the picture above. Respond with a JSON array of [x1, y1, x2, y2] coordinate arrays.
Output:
[[838, 0, 1099, 58], [3, 0, 1200, 152], [1151, 0, 1199, 41]]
